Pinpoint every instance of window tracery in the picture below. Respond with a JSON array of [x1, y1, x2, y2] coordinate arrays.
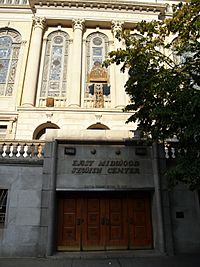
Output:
[[0, 29, 21, 96], [40, 31, 69, 98], [85, 32, 110, 108]]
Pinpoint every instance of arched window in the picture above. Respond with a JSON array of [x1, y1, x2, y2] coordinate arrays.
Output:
[[86, 32, 109, 70], [40, 31, 69, 98], [85, 32, 111, 108], [131, 33, 143, 40], [33, 122, 60, 140], [87, 123, 110, 130], [0, 28, 21, 96]]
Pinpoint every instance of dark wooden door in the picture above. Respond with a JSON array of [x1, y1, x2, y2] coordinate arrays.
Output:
[[57, 198, 82, 251], [128, 194, 153, 249], [105, 197, 128, 249], [57, 192, 153, 251], [82, 197, 105, 250]]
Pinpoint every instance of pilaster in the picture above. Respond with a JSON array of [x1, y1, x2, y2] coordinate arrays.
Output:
[[68, 19, 85, 107], [111, 20, 127, 109]]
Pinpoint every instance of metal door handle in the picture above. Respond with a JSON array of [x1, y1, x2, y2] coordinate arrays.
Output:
[[129, 218, 134, 224], [101, 217, 105, 225], [77, 218, 84, 225], [105, 218, 109, 225], [77, 218, 81, 225], [101, 218, 109, 225]]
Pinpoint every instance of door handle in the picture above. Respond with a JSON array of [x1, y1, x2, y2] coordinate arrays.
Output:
[[129, 218, 134, 224], [101, 217, 105, 225], [77, 218, 84, 225], [101, 218, 109, 225], [105, 218, 109, 225]]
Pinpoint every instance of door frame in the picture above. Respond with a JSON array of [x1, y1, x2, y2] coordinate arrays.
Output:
[[56, 190, 153, 251]]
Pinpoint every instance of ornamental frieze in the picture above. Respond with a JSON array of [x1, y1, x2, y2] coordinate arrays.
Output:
[[29, 0, 167, 14]]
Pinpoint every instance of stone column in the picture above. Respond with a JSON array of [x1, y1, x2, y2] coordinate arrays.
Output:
[[69, 19, 84, 107], [22, 16, 46, 107], [111, 21, 127, 108]]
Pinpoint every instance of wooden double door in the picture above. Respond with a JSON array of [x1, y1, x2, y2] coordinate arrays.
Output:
[[57, 192, 152, 251]]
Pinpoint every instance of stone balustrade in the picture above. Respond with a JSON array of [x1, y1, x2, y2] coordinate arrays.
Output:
[[0, 0, 28, 5], [0, 139, 177, 160], [164, 141, 178, 159], [0, 141, 45, 159], [38, 97, 67, 108], [84, 98, 111, 109], [39, 97, 112, 109]]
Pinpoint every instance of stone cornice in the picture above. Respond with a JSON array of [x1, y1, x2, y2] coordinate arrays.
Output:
[[0, 114, 18, 121], [29, 0, 168, 14]]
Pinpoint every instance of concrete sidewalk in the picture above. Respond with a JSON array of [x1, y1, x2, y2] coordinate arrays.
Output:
[[0, 254, 200, 267]]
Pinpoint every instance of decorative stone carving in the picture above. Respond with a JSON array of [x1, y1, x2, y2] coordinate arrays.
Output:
[[111, 20, 124, 33], [87, 63, 109, 83], [33, 16, 46, 30], [72, 19, 85, 31], [30, 1, 166, 15], [94, 83, 104, 108]]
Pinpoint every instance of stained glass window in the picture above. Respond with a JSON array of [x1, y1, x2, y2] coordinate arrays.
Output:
[[86, 33, 108, 71], [0, 29, 21, 96], [85, 32, 111, 108], [40, 31, 69, 98]]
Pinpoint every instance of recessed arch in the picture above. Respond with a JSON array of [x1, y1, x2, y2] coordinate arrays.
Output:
[[33, 122, 60, 140], [130, 33, 143, 40], [87, 123, 110, 130]]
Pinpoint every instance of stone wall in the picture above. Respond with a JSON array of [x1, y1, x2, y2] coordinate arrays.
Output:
[[0, 141, 44, 257], [0, 163, 43, 256], [161, 144, 200, 255]]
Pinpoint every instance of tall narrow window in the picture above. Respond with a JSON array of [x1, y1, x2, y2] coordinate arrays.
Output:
[[40, 31, 69, 100], [0, 189, 8, 226], [85, 32, 111, 108], [0, 29, 21, 96]]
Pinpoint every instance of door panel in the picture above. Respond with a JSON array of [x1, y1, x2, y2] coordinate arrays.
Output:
[[57, 198, 81, 251], [82, 198, 105, 250], [128, 195, 153, 249], [105, 198, 128, 249]]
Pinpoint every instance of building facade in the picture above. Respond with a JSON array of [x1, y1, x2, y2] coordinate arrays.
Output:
[[0, 0, 200, 257]]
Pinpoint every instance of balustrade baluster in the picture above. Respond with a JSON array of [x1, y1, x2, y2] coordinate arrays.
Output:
[[171, 147, 176, 159], [33, 144, 39, 158], [165, 145, 169, 159], [17, 144, 23, 158], [8, 144, 13, 157], [0, 143, 4, 158], [12, 144, 18, 158], [168, 145, 173, 159], [26, 144, 33, 158], [3, 144, 10, 158], [37, 144, 43, 158]]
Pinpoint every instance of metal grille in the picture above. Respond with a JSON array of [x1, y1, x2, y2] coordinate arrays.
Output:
[[0, 189, 8, 224]]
